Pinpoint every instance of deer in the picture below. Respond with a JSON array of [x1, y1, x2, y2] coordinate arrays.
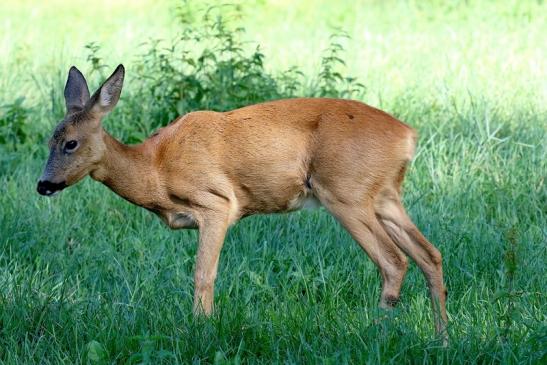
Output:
[[37, 65, 448, 341]]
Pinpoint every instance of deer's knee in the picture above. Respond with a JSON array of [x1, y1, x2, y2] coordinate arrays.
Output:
[[430, 247, 443, 268]]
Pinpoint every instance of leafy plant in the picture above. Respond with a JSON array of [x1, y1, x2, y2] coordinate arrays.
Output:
[[313, 32, 366, 98], [85, 42, 108, 79], [130, 5, 292, 126], [0, 97, 30, 151], [103, 5, 364, 142]]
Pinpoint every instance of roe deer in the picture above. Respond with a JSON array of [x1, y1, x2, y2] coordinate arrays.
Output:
[[37, 65, 448, 340]]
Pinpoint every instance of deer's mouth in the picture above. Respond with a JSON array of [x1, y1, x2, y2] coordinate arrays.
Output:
[[37, 180, 67, 196]]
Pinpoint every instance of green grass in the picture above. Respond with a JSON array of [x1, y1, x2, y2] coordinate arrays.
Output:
[[1, 0, 546, 363]]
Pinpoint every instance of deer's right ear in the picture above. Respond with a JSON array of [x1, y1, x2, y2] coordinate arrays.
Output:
[[64, 66, 90, 114], [88, 64, 125, 118]]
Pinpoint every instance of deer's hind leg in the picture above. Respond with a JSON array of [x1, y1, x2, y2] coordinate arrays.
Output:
[[320, 197, 409, 309], [375, 188, 448, 337]]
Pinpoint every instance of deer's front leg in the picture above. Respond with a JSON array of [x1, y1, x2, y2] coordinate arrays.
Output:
[[193, 212, 229, 316]]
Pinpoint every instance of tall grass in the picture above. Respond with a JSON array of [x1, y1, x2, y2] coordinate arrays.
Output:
[[0, 1, 545, 363]]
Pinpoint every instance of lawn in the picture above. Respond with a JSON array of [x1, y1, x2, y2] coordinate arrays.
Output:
[[0, 0, 545, 363]]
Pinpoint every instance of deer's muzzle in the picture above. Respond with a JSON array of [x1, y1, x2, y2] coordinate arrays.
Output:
[[37, 180, 67, 196]]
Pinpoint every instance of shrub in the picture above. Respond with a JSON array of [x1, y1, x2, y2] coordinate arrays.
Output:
[[83, 5, 364, 143], [0, 97, 31, 151]]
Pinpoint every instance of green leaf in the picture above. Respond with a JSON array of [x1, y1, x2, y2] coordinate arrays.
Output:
[[86, 340, 108, 364]]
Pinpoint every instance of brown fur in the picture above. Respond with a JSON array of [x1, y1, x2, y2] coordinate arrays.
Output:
[[39, 66, 448, 341]]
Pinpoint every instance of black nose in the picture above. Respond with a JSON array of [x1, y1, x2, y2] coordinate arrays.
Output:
[[37, 180, 67, 196]]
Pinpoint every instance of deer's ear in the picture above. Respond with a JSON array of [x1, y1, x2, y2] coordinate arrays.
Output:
[[64, 66, 90, 114], [88, 64, 125, 117]]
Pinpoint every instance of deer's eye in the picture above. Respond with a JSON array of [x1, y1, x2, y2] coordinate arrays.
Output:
[[64, 140, 78, 152]]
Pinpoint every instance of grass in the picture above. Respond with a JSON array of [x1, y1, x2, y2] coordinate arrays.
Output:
[[0, 0, 546, 363]]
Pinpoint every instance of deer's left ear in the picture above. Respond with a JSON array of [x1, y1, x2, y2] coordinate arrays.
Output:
[[88, 64, 125, 117], [64, 66, 90, 114]]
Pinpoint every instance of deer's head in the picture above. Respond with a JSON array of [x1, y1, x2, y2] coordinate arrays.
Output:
[[37, 65, 125, 196]]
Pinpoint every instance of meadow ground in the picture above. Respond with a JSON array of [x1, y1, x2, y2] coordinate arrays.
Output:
[[0, 0, 545, 363]]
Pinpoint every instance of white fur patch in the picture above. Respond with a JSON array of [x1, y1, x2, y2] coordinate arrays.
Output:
[[287, 194, 322, 211], [301, 196, 322, 210]]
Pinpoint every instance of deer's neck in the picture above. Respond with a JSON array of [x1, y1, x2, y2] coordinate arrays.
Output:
[[91, 131, 160, 207]]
